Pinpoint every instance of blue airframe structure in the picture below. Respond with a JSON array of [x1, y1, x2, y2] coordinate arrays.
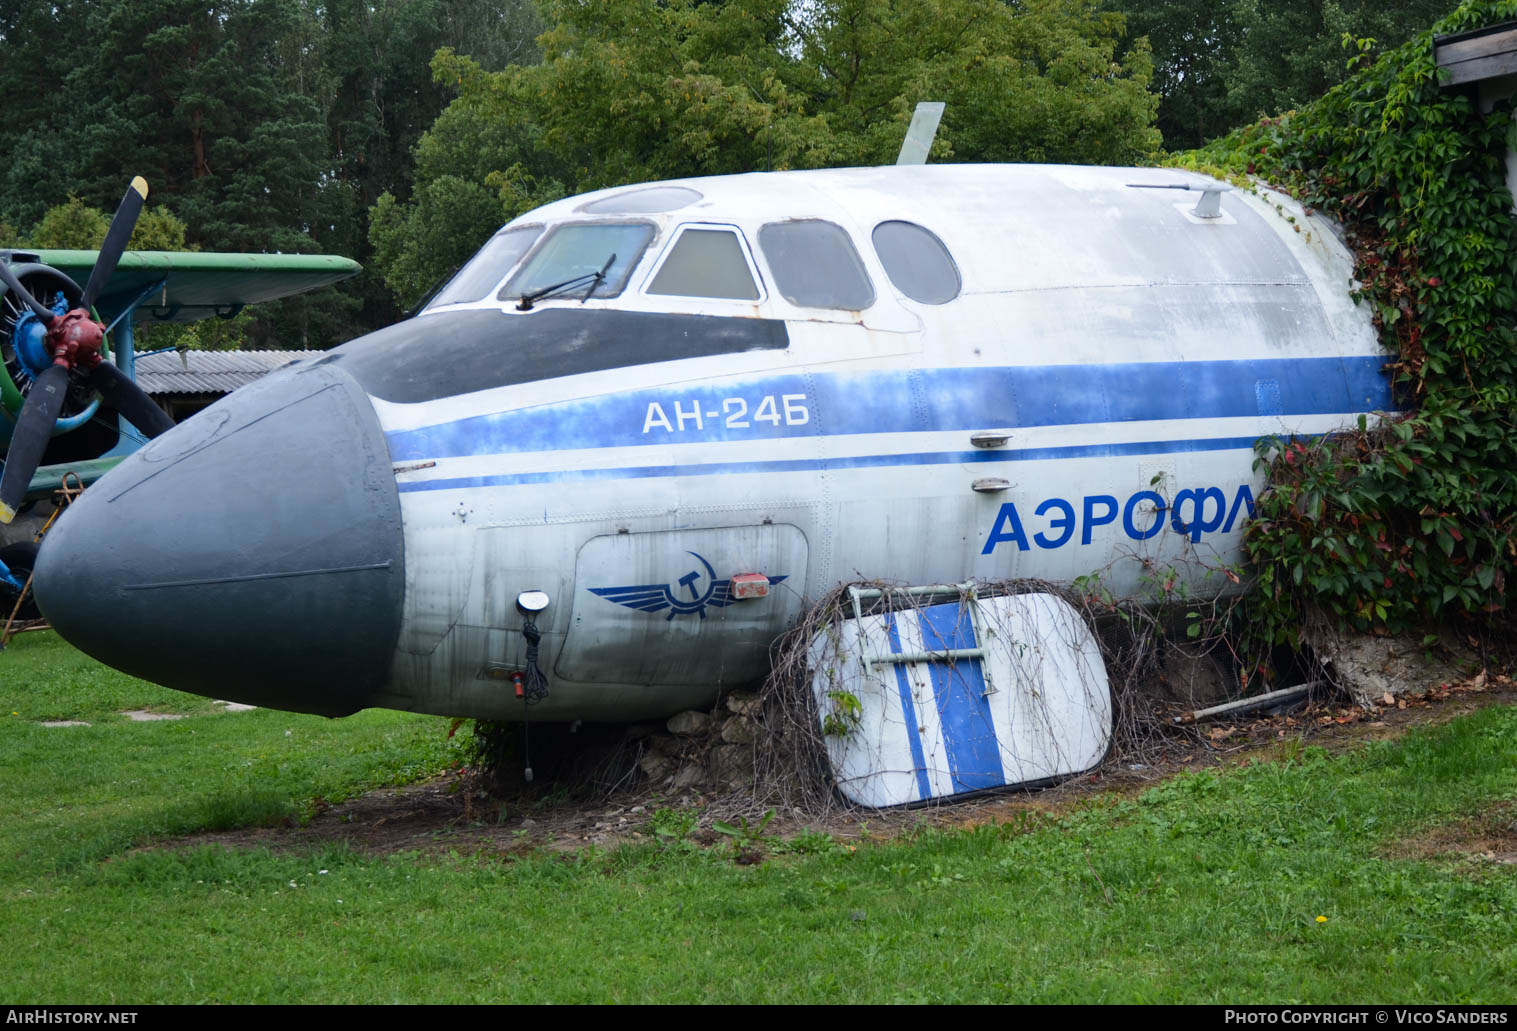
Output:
[[0, 240, 361, 608], [0, 274, 172, 595]]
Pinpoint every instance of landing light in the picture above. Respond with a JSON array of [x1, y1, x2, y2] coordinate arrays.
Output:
[[516, 590, 551, 615]]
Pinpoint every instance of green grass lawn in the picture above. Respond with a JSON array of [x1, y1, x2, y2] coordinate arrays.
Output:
[[2, 631, 1515, 1003]]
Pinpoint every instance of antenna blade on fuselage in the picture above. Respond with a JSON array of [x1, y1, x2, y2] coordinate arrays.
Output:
[[896, 101, 945, 165]]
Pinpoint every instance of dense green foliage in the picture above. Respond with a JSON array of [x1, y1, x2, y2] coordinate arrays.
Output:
[[1180, 0, 1517, 641], [1106, 0, 1461, 151], [22, 197, 256, 350], [0, 0, 543, 348], [371, 0, 1162, 305], [4, 636, 1517, 1002], [27, 197, 192, 253], [2, 0, 1484, 346], [5, 1, 1510, 639]]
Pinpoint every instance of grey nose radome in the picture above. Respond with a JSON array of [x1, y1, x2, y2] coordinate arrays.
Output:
[[33, 360, 405, 717]]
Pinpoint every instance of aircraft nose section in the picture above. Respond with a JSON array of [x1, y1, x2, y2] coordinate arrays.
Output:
[[33, 359, 405, 716]]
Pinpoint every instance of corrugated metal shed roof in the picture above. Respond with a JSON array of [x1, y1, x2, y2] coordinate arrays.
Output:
[[134, 349, 309, 396]]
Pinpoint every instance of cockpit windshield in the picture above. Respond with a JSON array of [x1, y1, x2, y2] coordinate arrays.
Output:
[[427, 225, 542, 309], [501, 223, 654, 302]]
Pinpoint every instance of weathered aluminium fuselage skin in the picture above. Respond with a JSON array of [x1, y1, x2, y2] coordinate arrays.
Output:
[[34, 165, 1390, 721]]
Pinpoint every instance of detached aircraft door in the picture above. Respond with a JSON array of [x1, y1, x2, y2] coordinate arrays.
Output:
[[557, 525, 808, 687]]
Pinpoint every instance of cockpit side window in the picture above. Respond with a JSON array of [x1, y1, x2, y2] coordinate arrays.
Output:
[[871, 220, 961, 304], [646, 227, 761, 300], [758, 220, 875, 311], [427, 225, 542, 309], [500, 222, 655, 302]]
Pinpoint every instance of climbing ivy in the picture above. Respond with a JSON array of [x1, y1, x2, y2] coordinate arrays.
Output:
[[1176, 0, 1517, 644]]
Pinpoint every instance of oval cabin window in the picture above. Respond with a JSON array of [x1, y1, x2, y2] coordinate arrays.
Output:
[[871, 220, 960, 305]]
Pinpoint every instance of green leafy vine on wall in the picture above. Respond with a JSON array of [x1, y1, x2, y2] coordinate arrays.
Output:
[[1171, 0, 1517, 645]]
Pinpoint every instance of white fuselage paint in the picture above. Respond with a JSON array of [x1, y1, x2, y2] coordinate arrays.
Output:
[[361, 165, 1388, 721]]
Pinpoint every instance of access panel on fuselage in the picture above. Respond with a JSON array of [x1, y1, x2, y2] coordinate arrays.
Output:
[[556, 525, 809, 687]]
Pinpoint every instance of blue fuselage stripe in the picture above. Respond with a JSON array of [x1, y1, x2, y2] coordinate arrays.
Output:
[[885, 614, 934, 801], [395, 435, 1269, 493], [384, 357, 1393, 463], [917, 604, 1005, 792]]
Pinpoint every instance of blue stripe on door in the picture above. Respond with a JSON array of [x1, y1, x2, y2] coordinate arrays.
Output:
[[917, 603, 1005, 793]]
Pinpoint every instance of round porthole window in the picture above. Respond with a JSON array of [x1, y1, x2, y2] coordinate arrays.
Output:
[[871, 220, 961, 305]]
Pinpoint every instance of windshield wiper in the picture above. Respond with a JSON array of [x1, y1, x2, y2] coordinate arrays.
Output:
[[515, 253, 617, 311]]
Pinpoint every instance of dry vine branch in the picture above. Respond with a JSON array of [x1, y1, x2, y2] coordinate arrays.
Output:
[[471, 565, 1316, 825]]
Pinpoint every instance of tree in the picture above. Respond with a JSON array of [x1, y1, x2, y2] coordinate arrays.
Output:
[[21, 196, 244, 348], [321, 0, 543, 211], [54, 0, 370, 348], [0, 0, 87, 227], [318, 0, 545, 326], [371, 0, 1161, 305], [27, 198, 110, 251], [0, 0, 546, 348], [1105, 0, 1461, 151], [4, 197, 188, 257], [28, 196, 194, 253], [1108, 0, 1239, 151], [1224, 0, 1459, 125]]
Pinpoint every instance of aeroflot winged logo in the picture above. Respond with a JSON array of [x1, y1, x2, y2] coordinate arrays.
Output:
[[589, 552, 788, 620]]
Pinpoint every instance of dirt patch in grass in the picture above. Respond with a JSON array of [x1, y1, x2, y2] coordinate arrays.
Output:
[[1386, 801, 1517, 867], [169, 673, 1517, 861]]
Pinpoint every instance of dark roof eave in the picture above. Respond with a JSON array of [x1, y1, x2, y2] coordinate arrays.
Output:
[[1434, 21, 1517, 88]]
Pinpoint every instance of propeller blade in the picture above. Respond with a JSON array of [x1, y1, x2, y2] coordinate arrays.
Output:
[[88, 361, 173, 439], [0, 260, 55, 323], [0, 365, 70, 524], [80, 177, 148, 312]]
